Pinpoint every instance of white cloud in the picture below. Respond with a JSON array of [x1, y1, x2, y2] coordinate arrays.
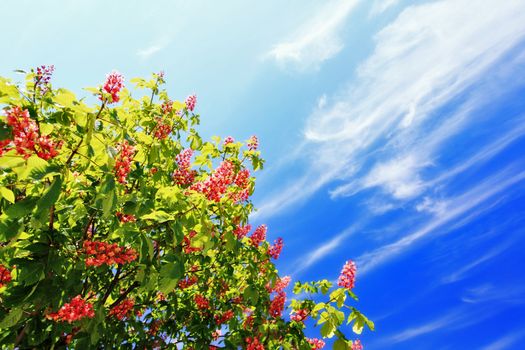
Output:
[[480, 331, 525, 350], [136, 37, 170, 59], [266, 0, 360, 70], [257, 0, 525, 219], [356, 167, 525, 275], [370, 0, 401, 16]]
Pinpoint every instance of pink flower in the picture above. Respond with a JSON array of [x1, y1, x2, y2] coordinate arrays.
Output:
[[268, 237, 283, 259], [102, 71, 124, 103], [173, 149, 197, 186], [247, 135, 259, 150], [250, 224, 267, 247], [290, 308, 309, 322], [351, 340, 363, 350], [269, 291, 286, 318], [234, 224, 251, 239], [224, 136, 235, 145], [185, 94, 197, 111], [338, 260, 357, 290], [35, 65, 54, 94], [307, 338, 325, 349]]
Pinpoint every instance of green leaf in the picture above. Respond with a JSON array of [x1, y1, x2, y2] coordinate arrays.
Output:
[[243, 286, 259, 305], [0, 154, 25, 169], [321, 321, 335, 338], [34, 176, 63, 219], [0, 187, 15, 203], [17, 262, 45, 286], [333, 339, 348, 350], [0, 216, 21, 240], [142, 210, 174, 223], [0, 307, 23, 328], [158, 260, 184, 294], [5, 196, 38, 218], [330, 288, 347, 308]]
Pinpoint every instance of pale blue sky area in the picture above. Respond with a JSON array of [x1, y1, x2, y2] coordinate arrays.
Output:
[[2, 1, 525, 348]]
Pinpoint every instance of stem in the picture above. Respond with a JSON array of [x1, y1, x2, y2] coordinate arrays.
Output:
[[14, 322, 29, 346], [101, 266, 122, 304], [109, 281, 139, 308], [48, 205, 55, 232]]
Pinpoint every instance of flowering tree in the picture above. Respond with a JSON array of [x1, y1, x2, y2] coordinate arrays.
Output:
[[0, 67, 373, 349]]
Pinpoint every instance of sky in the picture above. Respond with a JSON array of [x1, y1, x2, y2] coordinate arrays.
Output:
[[2, 0, 525, 348]]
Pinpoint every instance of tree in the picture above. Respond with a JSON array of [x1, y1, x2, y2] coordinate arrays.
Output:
[[0, 66, 373, 349]]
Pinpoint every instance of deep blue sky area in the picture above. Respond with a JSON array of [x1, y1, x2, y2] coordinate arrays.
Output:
[[2, 1, 525, 349]]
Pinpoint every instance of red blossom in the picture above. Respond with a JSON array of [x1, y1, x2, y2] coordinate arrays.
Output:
[[191, 161, 235, 202], [338, 260, 357, 290], [268, 237, 283, 259], [114, 140, 135, 184], [101, 71, 124, 103], [223, 136, 234, 145], [215, 309, 234, 325], [0, 264, 12, 288], [245, 336, 264, 350], [109, 298, 135, 320], [234, 224, 251, 239], [290, 309, 309, 322], [269, 291, 286, 318], [83, 240, 137, 267], [47, 295, 95, 323], [194, 294, 209, 310], [116, 212, 136, 223], [161, 100, 173, 114], [154, 117, 172, 140], [2, 106, 61, 159], [250, 224, 267, 247], [179, 275, 198, 289]]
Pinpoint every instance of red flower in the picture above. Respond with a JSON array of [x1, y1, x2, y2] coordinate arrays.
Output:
[[114, 141, 135, 184], [116, 212, 136, 223], [250, 224, 267, 247], [101, 71, 124, 103], [269, 291, 286, 318], [290, 309, 309, 322], [194, 294, 209, 310], [191, 161, 235, 202], [47, 295, 95, 323], [0, 264, 12, 288], [109, 298, 135, 320], [173, 149, 197, 186], [83, 240, 137, 267], [245, 336, 264, 350], [234, 224, 251, 239], [247, 135, 259, 150]]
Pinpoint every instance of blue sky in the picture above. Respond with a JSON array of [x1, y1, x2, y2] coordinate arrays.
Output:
[[2, 0, 525, 348]]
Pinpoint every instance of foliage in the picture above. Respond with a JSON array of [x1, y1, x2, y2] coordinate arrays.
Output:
[[0, 67, 373, 349]]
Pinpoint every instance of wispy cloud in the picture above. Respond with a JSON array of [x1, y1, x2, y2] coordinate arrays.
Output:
[[266, 0, 360, 70], [461, 283, 525, 304], [357, 167, 525, 274], [257, 0, 525, 219], [370, 0, 400, 16], [480, 330, 525, 350], [137, 37, 170, 59]]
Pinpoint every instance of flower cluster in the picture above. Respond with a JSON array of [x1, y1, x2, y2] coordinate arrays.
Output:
[[290, 309, 309, 322], [173, 148, 197, 186], [154, 117, 172, 140], [0, 264, 12, 288], [215, 309, 234, 325], [245, 336, 264, 350], [109, 298, 135, 320], [34, 65, 54, 94], [116, 212, 136, 223], [307, 338, 326, 350], [178, 275, 198, 289], [83, 240, 137, 267], [352, 340, 363, 350], [250, 224, 267, 247], [161, 100, 173, 114], [183, 231, 203, 254], [102, 71, 124, 103], [191, 161, 235, 202], [185, 94, 197, 111], [115, 140, 135, 184], [271, 275, 291, 293], [269, 291, 286, 318], [338, 260, 357, 290], [1, 106, 61, 159], [47, 295, 95, 323], [247, 135, 259, 150], [234, 224, 251, 239], [268, 237, 283, 259], [223, 136, 235, 145], [230, 168, 251, 202], [194, 294, 209, 310]]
